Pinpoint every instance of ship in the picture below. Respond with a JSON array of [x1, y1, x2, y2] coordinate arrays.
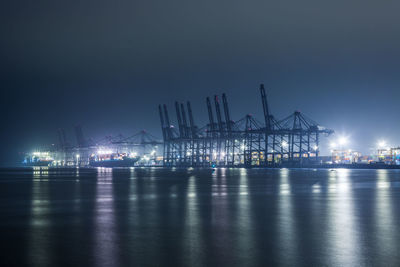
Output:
[[89, 152, 140, 167], [23, 159, 54, 167], [23, 152, 54, 167]]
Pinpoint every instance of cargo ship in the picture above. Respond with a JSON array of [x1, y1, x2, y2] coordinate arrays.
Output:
[[89, 152, 140, 167], [23, 159, 54, 167], [23, 152, 54, 167]]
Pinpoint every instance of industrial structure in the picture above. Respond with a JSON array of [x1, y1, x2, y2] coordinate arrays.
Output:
[[24, 84, 400, 168], [376, 147, 400, 165], [25, 129, 163, 167], [159, 84, 334, 167]]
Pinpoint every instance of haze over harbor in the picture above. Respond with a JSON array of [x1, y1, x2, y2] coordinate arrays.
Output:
[[2, 0, 400, 266]]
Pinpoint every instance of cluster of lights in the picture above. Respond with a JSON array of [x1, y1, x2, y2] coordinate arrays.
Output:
[[330, 136, 349, 149], [31, 151, 53, 161], [97, 150, 113, 155], [330, 136, 392, 152], [33, 152, 49, 156]]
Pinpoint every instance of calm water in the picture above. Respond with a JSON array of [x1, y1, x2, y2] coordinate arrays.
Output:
[[1, 167, 400, 267]]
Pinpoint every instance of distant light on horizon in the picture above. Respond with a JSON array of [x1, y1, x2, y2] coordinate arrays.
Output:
[[377, 140, 387, 149], [338, 137, 348, 146]]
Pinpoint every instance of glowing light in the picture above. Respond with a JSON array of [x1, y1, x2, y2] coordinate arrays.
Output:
[[282, 141, 288, 148], [151, 150, 156, 155], [338, 137, 348, 146], [313, 145, 318, 151], [312, 184, 321, 193], [97, 150, 113, 155], [377, 140, 387, 149], [33, 152, 50, 156]]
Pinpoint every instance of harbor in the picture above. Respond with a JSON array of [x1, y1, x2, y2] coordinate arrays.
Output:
[[23, 84, 400, 169], [3, 0, 400, 266]]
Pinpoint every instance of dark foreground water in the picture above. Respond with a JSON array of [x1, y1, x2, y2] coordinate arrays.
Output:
[[1, 167, 400, 267]]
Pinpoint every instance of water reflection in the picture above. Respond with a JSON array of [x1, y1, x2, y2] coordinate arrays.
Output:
[[210, 168, 233, 266], [182, 175, 203, 265], [277, 168, 298, 266], [374, 170, 397, 264], [327, 169, 361, 266], [28, 167, 51, 265], [10, 167, 400, 266], [93, 168, 117, 267], [235, 168, 254, 264]]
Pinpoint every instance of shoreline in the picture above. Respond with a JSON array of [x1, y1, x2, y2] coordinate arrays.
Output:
[[2, 163, 400, 171]]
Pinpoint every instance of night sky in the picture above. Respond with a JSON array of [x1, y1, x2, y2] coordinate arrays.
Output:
[[1, 0, 400, 164]]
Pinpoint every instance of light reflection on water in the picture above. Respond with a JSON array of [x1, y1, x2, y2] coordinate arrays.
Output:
[[327, 169, 361, 266], [236, 168, 253, 263], [374, 169, 398, 265], [182, 175, 203, 265], [93, 168, 117, 267], [28, 168, 51, 266], [0, 167, 398, 266], [277, 168, 298, 266]]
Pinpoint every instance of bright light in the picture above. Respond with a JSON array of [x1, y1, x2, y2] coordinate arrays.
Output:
[[282, 141, 288, 148], [220, 152, 226, 158], [33, 152, 49, 156], [338, 137, 348, 146], [330, 142, 337, 149], [151, 150, 156, 155], [97, 150, 113, 155], [241, 145, 246, 150], [76, 154, 80, 158], [313, 145, 318, 151], [377, 140, 386, 149]]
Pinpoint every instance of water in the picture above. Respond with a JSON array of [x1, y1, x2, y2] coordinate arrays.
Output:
[[1, 167, 400, 267]]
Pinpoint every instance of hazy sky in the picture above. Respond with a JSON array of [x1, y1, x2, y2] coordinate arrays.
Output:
[[1, 0, 400, 162]]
